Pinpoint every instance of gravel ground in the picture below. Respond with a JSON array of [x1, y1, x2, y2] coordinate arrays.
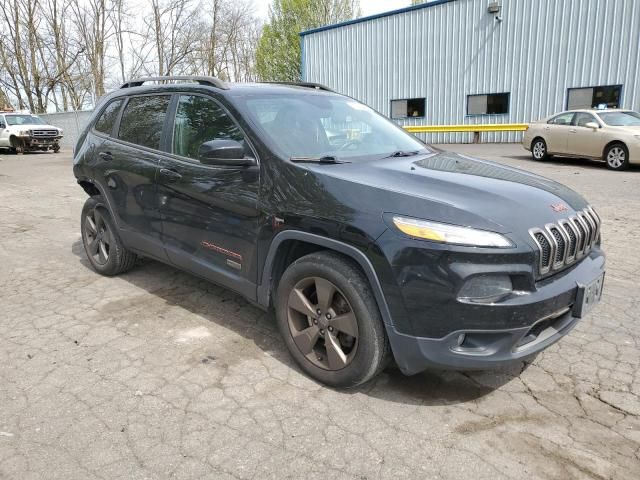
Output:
[[0, 145, 638, 479]]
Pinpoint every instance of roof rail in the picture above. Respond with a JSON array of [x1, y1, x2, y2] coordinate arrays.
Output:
[[262, 81, 335, 92], [120, 76, 228, 90]]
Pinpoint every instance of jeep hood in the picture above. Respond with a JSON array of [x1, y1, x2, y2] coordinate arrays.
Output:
[[303, 151, 590, 235]]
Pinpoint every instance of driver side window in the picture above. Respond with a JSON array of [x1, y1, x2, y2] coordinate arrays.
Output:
[[172, 95, 245, 161]]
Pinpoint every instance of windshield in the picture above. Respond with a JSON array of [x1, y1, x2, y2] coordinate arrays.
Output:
[[240, 94, 429, 161], [5, 115, 45, 126], [597, 111, 640, 126]]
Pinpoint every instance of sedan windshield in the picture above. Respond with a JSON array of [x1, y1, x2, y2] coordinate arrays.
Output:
[[5, 115, 45, 126], [597, 111, 640, 126], [241, 94, 429, 161]]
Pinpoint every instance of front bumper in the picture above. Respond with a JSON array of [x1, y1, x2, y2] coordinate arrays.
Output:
[[373, 233, 605, 375]]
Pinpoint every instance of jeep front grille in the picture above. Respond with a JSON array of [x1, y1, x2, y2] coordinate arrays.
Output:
[[30, 129, 58, 138], [529, 206, 600, 275]]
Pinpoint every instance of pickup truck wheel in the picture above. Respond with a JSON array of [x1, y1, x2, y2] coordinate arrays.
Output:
[[53, 145, 60, 153], [604, 143, 629, 171], [275, 251, 391, 388], [81, 196, 137, 276], [10, 137, 24, 155]]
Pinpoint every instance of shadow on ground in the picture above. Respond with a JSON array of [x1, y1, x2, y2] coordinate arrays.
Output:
[[71, 239, 531, 406]]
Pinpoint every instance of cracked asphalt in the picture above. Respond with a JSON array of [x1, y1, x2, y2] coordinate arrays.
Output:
[[0, 145, 638, 479]]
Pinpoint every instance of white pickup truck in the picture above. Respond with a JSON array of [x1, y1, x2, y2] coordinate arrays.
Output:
[[0, 112, 63, 153]]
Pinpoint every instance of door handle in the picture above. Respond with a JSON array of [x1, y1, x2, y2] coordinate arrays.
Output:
[[569, 129, 577, 133], [98, 151, 113, 161], [159, 168, 182, 182]]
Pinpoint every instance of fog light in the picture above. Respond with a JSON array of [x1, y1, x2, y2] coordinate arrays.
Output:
[[457, 274, 512, 304]]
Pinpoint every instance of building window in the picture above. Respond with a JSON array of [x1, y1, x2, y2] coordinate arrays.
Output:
[[391, 98, 425, 119], [567, 85, 621, 110], [467, 93, 510, 115]]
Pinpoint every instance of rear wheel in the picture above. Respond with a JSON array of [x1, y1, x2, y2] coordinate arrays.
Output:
[[81, 196, 137, 276], [604, 143, 629, 171], [275, 251, 390, 388], [531, 138, 549, 161]]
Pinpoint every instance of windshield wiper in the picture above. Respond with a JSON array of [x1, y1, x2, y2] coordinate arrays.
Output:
[[385, 150, 422, 158], [290, 156, 350, 164]]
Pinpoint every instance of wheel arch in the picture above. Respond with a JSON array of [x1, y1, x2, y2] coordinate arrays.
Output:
[[257, 231, 394, 326], [531, 136, 546, 150], [75, 177, 121, 229], [602, 139, 628, 159]]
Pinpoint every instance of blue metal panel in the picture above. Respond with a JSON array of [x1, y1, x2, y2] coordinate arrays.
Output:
[[302, 0, 640, 143]]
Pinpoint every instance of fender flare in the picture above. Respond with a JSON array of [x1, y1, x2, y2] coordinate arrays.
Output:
[[257, 230, 394, 326], [75, 176, 122, 230]]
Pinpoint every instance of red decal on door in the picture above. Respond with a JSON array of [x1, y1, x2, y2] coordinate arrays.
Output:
[[201, 241, 243, 261]]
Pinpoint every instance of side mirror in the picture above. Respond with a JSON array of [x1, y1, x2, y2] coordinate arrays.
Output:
[[585, 122, 599, 130], [0, 123, 5, 129], [198, 139, 256, 167]]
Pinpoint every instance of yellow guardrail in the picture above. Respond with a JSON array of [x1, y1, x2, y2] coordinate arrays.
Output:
[[404, 123, 529, 133]]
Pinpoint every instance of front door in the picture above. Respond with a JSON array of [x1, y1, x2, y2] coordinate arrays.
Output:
[[544, 112, 575, 154], [157, 93, 260, 298], [568, 112, 604, 158]]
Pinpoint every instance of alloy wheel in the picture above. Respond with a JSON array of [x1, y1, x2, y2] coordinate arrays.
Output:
[[83, 208, 112, 265], [533, 141, 545, 160], [607, 147, 626, 169], [286, 276, 359, 371]]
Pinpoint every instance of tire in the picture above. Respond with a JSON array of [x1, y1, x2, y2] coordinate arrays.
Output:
[[275, 251, 391, 388], [10, 137, 24, 155], [531, 138, 551, 161], [81, 196, 137, 276], [604, 143, 629, 171], [53, 145, 60, 153]]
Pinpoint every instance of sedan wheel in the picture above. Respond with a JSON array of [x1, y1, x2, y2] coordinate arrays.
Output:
[[532, 139, 548, 161], [605, 144, 629, 171]]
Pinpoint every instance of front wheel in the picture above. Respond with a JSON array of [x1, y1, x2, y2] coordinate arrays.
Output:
[[53, 144, 60, 153], [81, 196, 137, 276], [10, 137, 24, 154], [531, 138, 549, 161], [275, 251, 391, 388], [604, 143, 629, 171]]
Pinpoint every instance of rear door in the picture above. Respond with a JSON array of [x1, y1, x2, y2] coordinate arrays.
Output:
[[568, 112, 604, 158], [93, 94, 171, 260], [544, 112, 575, 154], [157, 93, 260, 298]]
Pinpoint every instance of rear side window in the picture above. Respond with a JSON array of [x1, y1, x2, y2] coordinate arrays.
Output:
[[118, 95, 171, 150], [94, 99, 123, 135], [172, 95, 245, 161]]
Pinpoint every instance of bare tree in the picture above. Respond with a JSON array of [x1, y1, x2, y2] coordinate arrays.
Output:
[[0, 0, 261, 111]]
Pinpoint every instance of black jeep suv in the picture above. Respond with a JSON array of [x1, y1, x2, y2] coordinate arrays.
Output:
[[73, 76, 605, 387]]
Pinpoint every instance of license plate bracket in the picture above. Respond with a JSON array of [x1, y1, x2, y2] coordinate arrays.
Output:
[[573, 272, 605, 318]]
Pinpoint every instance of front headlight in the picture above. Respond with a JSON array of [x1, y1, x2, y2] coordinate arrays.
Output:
[[19, 130, 30, 136], [392, 216, 514, 248], [59, 129, 64, 135]]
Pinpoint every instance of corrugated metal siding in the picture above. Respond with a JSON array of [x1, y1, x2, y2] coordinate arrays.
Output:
[[302, 0, 640, 143]]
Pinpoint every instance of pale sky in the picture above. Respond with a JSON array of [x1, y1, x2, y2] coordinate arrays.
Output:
[[252, 0, 413, 20]]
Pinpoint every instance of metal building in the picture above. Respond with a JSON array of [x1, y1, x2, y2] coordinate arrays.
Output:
[[300, 0, 640, 143]]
